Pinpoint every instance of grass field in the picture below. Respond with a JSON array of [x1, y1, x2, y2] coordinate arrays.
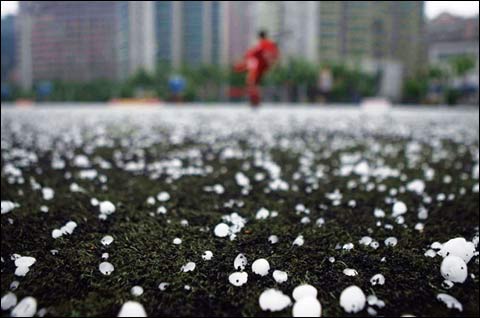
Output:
[[1, 105, 479, 317]]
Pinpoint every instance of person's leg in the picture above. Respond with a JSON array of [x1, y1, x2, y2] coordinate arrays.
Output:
[[247, 70, 261, 107]]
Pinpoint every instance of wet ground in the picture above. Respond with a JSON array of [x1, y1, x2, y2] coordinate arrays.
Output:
[[1, 105, 479, 317]]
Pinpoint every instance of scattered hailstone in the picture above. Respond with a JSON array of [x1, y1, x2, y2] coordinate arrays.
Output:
[[1, 201, 17, 214], [442, 280, 454, 289], [42, 188, 54, 200], [229, 272, 248, 287], [173, 238, 182, 245], [343, 268, 358, 276], [202, 251, 213, 261], [252, 258, 270, 276], [438, 237, 475, 263], [158, 282, 169, 291], [392, 201, 407, 217], [99, 262, 114, 275], [259, 289, 292, 312], [90, 198, 99, 206], [256, 207, 270, 220], [370, 273, 385, 286], [293, 297, 322, 317], [52, 229, 62, 239], [273, 270, 288, 283], [234, 253, 248, 271], [340, 285, 366, 313], [11, 296, 37, 317], [385, 237, 398, 247], [99, 201, 115, 215], [157, 191, 170, 202], [359, 236, 373, 246], [424, 249, 437, 258], [1, 292, 17, 310], [293, 284, 317, 301], [293, 235, 304, 246], [14, 256, 36, 277], [436, 293, 463, 312], [146, 196, 155, 205], [102, 253, 109, 260], [343, 243, 354, 250], [214, 223, 230, 238], [117, 301, 147, 317], [406, 179, 425, 194], [181, 262, 196, 273], [440, 255, 467, 283], [101, 235, 114, 246], [40, 205, 48, 213], [268, 235, 279, 244], [373, 208, 385, 218], [131, 286, 144, 297]]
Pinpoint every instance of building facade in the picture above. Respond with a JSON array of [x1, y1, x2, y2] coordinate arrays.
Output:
[[1, 15, 16, 82]]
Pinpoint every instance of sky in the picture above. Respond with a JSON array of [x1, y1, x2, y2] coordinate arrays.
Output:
[[1, 1, 480, 18]]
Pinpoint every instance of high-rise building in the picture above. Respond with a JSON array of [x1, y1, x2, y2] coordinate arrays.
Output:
[[1, 15, 16, 82], [18, 1, 127, 89], [221, 1, 252, 65]]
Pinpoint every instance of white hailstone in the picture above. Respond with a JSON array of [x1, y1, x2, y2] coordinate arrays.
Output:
[[273, 270, 288, 283], [156, 206, 167, 214], [52, 229, 62, 239], [370, 241, 380, 249], [14, 256, 36, 268], [158, 282, 169, 291], [229, 272, 248, 287], [10, 281, 20, 290], [329, 257, 335, 263], [340, 285, 366, 313], [102, 253, 109, 260], [173, 238, 182, 245], [343, 243, 354, 250], [131, 286, 144, 296], [202, 251, 213, 261], [40, 206, 49, 213], [184, 285, 191, 291], [293, 235, 304, 246], [373, 208, 385, 218], [146, 196, 155, 205], [1, 292, 17, 310], [268, 235, 279, 244], [424, 249, 436, 258], [438, 237, 475, 263], [213, 184, 225, 194], [252, 259, 270, 276], [370, 273, 385, 286], [42, 188, 54, 200], [256, 207, 270, 220], [292, 284, 317, 301], [63, 221, 77, 235], [181, 262, 196, 273], [234, 253, 248, 271], [436, 293, 463, 312], [101, 235, 114, 246], [300, 216, 311, 224], [431, 242, 443, 250], [15, 266, 30, 277], [415, 223, 424, 231], [343, 268, 358, 276], [440, 255, 467, 283], [259, 289, 292, 312], [235, 172, 250, 187], [359, 236, 372, 246], [117, 301, 147, 317], [1, 201, 16, 214], [406, 179, 425, 194], [90, 198, 99, 206], [418, 206, 428, 219], [292, 296, 322, 317], [99, 201, 115, 215], [392, 201, 407, 217], [99, 262, 114, 275], [442, 280, 454, 289], [11, 296, 37, 317], [385, 237, 398, 247], [316, 218, 325, 227], [214, 223, 230, 237], [157, 191, 170, 202]]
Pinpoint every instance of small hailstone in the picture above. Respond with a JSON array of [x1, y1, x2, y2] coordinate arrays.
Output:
[[268, 235, 279, 244], [131, 286, 144, 296], [431, 242, 443, 250], [292, 284, 317, 301], [99, 201, 115, 215], [40, 205, 49, 213], [292, 296, 322, 317], [293, 235, 304, 246], [373, 208, 385, 218], [343, 268, 358, 276], [437, 293, 463, 312], [1, 201, 17, 214], [273, 270, 288, 283], [101, 235, 114, 246], [15, 266, 30, 277], [11, 296, 37, 317], [256, 207, 270, 220], [300, 216, 310, 224], [90, 198, 99, 206], [440, 255, 467, 283], [229, 272, 248, 287], [316, 218, 325, 227], [156, 206, 167, 214], [415, 223, 424, 231], [442, 280, 454, 289], [15, 257, 36, 268], [343, 242, 354, 250], [184, 285, 191, 290], [1, 292, 17, 310], [63, 221, 77, 234], [10, 281, 20, 290], [102, 253, 109, 260], [259, 289, 292, 312], [234, 253, 248, 271], [252, 258, 270, 276], [157, 191, 170, 202], [214, 223, 230, 237], [406, 179, 425, 194], [370, 273, 385, 286], [158, 282, 169, 291], [392, 201, 407, 217], [181, 262, 196, 272], [42, 188, 54, 200], [99, 262, 114, 275], [359, 236, 372, 246], [340, 285, 366, 313], [202, 251, 213, 260], [117, 301, 147, 317], [424, 249, 436, 258], [385, 237, 398, 247], [173, 238, 182, 245], [146, 196, 155, 205], [438, 237, 475, 263], [329, 257, 335, 263]]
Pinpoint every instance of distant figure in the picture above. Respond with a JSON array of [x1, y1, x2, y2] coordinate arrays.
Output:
[[168, 75, 186, 103], [234, 30, 280, 107], [317, 67, 333, 103]]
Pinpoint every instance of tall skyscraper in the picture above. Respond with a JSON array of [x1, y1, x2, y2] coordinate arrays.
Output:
[[1, 15, 16, 82]]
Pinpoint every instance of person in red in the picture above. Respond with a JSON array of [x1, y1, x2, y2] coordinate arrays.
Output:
[[234, 30, 280, 107]]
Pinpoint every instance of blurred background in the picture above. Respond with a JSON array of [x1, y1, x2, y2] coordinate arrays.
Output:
[[1, 1, 479, 105]]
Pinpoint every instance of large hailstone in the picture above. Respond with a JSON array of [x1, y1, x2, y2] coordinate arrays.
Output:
[[292, 296, 322, 317], [339, 285, 366, 313], [117, 301, 147, 317], [438, 237, 475, 263], [293, 284, 317, 301], [440, 255, 467, 283], [259, 289, 292, 312], [234, 253, 248, 271], [229, 272, 248, 287], [252, 259, 270, 276], [99, 262, 115, 275], [1, 292, 17, 310], [392, 201, 407, 217], [214, 223, 229, 237], [1, 201, 16, 214], [436, 293, 463, 312], [406, 179, 425, 194], [11, 297, 37, 317], [99, 201, 116, 215]]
